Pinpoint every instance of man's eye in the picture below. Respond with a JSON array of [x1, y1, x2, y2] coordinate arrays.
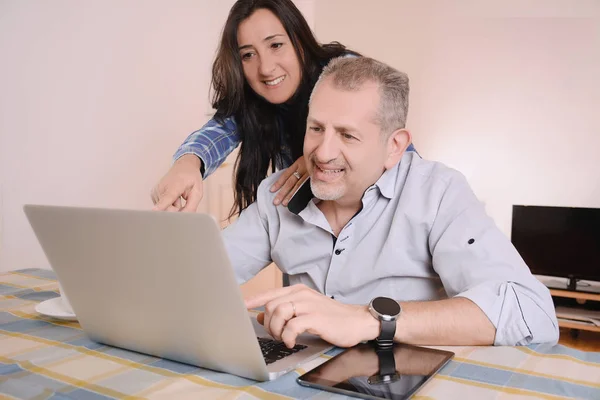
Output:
[[310, 126, 322, 132], [342, 133, 355, 140]]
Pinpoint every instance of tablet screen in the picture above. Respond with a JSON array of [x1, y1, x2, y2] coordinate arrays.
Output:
[[298, 342, 454, 400]]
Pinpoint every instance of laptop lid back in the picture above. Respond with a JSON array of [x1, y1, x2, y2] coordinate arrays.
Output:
[[24, 205, 270, 380]]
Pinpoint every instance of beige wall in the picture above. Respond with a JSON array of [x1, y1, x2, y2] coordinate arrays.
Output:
[[2, 0, 598, 272], [314, 0, 600, 237], [0, 0, 314, 272], [0, 0, 237, 271]]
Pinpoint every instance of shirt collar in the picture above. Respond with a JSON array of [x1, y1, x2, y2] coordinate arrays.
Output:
[[373, 161, 399, 200], [287, 159, 403, 215]]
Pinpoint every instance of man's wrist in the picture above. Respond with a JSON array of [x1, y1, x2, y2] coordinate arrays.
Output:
[[360, 305, 381, 342]]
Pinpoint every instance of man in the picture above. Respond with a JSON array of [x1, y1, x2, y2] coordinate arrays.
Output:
[[223, 57, 558, 349]]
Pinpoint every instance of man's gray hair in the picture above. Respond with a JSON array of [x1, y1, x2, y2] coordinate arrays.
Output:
[[310, 57, 410, 135]]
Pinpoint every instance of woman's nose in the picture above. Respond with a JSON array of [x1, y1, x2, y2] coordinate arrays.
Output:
[[258, 54, 276, 76]]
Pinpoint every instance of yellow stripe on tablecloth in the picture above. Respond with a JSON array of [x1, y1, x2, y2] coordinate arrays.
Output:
[[38, 350, 150, 383], [0, 309, 85, 347], [294, 353, 332, 376], [516, 346, 600, 368], [130, 377, 178, 399], [452, 356, 600, 389], [2, 345, 159, 397], [162, 375, 291, 400], [0, 356, 131, 398], [0, 284, 48, 292], [10, 310, 82, 330], [0, 336, 49, 358], [0, 275, 57, 291], [9, 271, 58, 282], [133, 378, 289, 400], [0, 296, 41, 310], [0, 331, 291, 400], [433, 374, 576, 400]]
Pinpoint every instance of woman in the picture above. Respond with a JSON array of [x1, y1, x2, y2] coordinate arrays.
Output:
[[152, 0, 413, 216], [151, 0, 356, 216]]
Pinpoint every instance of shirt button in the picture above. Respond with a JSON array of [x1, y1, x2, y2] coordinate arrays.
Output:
[[335, 249, 342, 255]]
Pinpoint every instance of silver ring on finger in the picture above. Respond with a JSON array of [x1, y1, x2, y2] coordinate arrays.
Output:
[[293, 171, 302, 180]]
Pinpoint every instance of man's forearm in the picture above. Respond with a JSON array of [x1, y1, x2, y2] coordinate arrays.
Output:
[[392, 297, 495, 345]]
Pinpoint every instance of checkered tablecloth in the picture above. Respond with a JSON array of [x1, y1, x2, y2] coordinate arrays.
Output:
[[1, 269, 599, 399]]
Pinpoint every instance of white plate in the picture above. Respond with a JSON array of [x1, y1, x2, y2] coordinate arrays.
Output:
[[35, 297, 77, 321]]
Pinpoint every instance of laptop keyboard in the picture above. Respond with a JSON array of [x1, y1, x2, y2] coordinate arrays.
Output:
[[257, 337, 307, 365]]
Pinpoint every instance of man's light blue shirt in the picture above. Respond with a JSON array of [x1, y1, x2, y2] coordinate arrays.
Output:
[[223, 151, 559, 346]]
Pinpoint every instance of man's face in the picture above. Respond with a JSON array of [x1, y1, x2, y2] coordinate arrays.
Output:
[[304, 78, 390, 203]]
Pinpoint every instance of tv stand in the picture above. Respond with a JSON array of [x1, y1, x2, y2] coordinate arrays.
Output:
[[549, 289, 600, 338], [567, 275, 577, 292]]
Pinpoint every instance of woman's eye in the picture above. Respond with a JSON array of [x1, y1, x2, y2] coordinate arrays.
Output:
[[271, 42, 283, 50], [241, 52, 254, 60]]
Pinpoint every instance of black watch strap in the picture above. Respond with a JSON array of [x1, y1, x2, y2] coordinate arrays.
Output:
[[376, 347, 396, 376], [376, 319, 396, 349], [368, 344, 400, 385]]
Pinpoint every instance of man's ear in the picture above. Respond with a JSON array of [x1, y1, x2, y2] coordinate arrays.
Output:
[[384, 129, 412, 169]]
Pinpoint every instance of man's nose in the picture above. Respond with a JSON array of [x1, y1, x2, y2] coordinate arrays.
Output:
[[314, 131, 340, 162]]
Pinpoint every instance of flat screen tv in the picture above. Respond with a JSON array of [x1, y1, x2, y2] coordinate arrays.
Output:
[[511, 205, 600, 292]]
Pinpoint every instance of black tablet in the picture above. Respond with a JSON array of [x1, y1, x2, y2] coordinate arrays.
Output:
[[297, 342, 454, 400]]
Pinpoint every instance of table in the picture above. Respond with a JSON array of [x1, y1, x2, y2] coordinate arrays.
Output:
[[1, 269, 599, 399]]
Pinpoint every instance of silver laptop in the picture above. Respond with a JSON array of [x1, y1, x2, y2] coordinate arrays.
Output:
[[24, 204, 332, 381]]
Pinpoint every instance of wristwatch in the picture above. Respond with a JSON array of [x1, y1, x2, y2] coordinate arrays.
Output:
[[368, 297, 401, 349]]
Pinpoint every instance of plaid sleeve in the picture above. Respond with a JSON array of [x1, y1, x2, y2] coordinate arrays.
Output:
[[172, 116, 240, 178]]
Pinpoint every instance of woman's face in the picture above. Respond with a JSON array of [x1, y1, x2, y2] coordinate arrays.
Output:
[[237, 8, 302, 104]]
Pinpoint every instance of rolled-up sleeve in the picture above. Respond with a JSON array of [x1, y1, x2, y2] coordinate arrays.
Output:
[[173, 116, 240, 178], [428, 172, 559, 346]]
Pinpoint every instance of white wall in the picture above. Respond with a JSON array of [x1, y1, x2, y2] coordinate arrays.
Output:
[[314, 0, 600, 237], [0, 0, 238, 272], [0, 0, 315, 273], [3, 0, 597, 272]]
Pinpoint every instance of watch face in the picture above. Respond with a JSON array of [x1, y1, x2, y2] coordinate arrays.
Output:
[[372, 297, 401, 316]]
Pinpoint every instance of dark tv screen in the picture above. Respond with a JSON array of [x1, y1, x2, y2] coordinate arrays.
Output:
[[511, 205, 600, 282]]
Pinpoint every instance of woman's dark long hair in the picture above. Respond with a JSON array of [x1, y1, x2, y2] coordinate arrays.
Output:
[[210, 0, 352, 218]]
